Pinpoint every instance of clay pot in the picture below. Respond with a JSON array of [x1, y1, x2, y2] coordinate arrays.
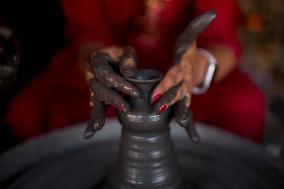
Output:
[[106, 69, 184, 189]]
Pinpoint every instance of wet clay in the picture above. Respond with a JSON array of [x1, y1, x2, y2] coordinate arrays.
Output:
[[105, 69, 184, 189]]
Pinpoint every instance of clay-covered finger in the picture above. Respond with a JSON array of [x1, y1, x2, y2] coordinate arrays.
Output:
[[174, 11, 216, 63], [174, 98, 200, 143], [101, 46, 124, 62], [97, 63, 140, 97], [119, 46, 137, 77], [90, 52, 140, 98], [89, 79, 130, 113], [89, 52, 113, 73], [167, 83, 190, 107], [151, 65, 182, 104], [153, 82, 182, 115], [184, 109, 200, 143], [84, 95, 105, 139], [174, 98, 191, 127]]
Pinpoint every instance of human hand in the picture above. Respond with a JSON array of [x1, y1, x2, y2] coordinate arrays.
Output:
[[0, 22, 19, 92], [151, 43, 201, 143], [84, 46, 140, 139], [151, 11, 216, 143]]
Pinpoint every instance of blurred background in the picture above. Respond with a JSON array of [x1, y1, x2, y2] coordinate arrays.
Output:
[[237, 0, 284, 155], [0, 0, 283, 156]]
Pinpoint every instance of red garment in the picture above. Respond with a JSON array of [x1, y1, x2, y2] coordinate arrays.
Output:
[[5, 0, 264, 142]]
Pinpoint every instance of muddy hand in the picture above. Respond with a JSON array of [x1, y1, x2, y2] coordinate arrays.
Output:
[[84, 47, 140, 139], [175, 98, 200, 143], [151, 11, 216, 142]]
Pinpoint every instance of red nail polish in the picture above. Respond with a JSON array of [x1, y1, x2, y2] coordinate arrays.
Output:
[[151, 93, 161, 105], [118, 104, 126, 113], [156, 104, 167, 114]]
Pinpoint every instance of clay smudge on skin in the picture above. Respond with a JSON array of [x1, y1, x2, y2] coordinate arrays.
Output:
[[175, 98, 200, 143], [119, 46, 137, 77], [153, 82, 182, 115], [89, 79, 130, 113], [174, 11, 216, 64], [91, 52, 140, 98], [84, 95, 105, 139]]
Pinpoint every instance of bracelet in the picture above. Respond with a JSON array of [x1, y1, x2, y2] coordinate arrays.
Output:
[[192, 48, 217, 95]]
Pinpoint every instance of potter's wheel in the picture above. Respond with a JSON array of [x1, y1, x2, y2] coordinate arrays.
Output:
[[0, 119, 284, 189]]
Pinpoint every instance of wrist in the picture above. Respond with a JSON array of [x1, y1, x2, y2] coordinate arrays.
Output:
[[192, 48, 217, 95]]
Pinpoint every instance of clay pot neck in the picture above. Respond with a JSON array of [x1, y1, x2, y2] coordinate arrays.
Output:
[[126, 69, 162, 98], [125, 69, 163, 112]]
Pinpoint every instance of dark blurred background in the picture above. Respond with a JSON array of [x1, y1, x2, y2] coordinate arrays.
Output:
[[237, 0, 284, 155], [0, 0, 283, 155]]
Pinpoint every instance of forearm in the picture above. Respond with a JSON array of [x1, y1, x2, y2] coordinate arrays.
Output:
[[208, 45, 237, 82]]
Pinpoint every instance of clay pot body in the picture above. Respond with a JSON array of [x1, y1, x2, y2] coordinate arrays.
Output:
[[106, 69, 184, 189]]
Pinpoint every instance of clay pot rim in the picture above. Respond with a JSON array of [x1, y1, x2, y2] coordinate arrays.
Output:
[[125, 69, 163, 83]]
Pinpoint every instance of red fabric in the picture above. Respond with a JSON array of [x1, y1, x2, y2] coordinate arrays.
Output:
[[5, 0, 264, 142], [191, 68, 264, 142]]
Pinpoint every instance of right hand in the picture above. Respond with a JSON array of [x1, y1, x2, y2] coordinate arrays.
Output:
[[83, 46, 140, 139]]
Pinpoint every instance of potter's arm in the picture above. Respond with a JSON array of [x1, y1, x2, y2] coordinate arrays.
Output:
[[84, 47, 140, 139]]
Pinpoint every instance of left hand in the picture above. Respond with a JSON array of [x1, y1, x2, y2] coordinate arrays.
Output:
[[151, 42, 199, 112]]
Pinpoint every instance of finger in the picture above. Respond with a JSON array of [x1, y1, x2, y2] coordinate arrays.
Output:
[[184, 109, 200, 143], [174, 11, 216, 63], [119, 46, 137, 77], [89, 79, 130, 113], [97, 63, 140, 98], [174, 98, 200, 143], [174, 97, 190, 127], [101, 46, 124, 62], [89, 52, 113, 74], [151, 65, 182, 103], [184, 93, 191, 107], [85, 70, 94, 81], [88, 47, 123, 72], [167, 83, 189, 107], [90, 52, 140, 98], [84, 95, 105, 139], [153, 82, 182, 115]]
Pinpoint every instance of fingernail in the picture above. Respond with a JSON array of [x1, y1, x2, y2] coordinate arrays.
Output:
[[156, 104, 167, 115], [118, 104, 127, 113], [151, 93, 161, 105]]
